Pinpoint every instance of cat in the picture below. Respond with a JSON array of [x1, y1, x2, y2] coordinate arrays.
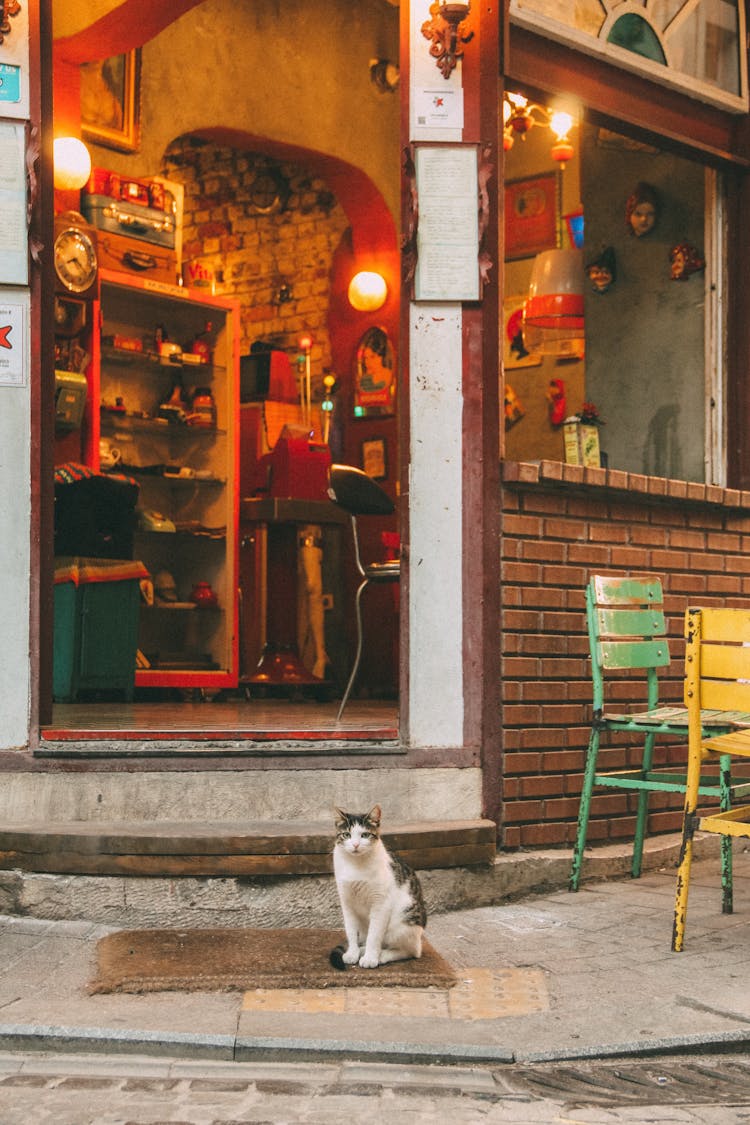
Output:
[[329, 804, 426, 970]]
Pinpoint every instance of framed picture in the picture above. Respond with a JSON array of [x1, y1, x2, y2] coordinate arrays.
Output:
[[502, 295, 542, 370], [504, 173, 559, 261], [80, 50, 141, 153], [362, 438, 387, 481], [354, 325, 395, 418]]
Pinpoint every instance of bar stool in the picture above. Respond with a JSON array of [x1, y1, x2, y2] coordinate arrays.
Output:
[[327, 464, 399, 720]]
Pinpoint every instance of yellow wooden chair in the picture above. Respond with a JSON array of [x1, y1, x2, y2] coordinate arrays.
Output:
[[672, 606, 750, 951]]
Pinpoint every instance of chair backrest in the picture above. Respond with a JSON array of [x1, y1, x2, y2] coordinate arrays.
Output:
[[684, 606, 750, 722], [587, 575, 670, 712], [328, 464, 395, 517]]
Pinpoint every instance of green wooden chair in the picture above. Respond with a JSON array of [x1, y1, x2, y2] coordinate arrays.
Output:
[[570, 575, 750, 894]]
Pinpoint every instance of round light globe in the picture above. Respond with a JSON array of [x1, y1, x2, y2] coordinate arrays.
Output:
[[348, 271, 387, 311], [53, 137, 92, 191]]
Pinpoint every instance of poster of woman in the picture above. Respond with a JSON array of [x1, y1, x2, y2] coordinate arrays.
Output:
[[354, 326, 395, 416]]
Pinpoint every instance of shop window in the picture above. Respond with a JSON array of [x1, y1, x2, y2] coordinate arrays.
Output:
[[503, 99, 719, 484], [510, 0, 747, 111]]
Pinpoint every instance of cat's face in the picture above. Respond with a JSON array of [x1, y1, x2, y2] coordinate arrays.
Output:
[[334, 806, 381, 856]]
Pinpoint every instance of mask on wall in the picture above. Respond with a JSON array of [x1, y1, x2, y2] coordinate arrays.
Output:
[[586, 246, 616, 293], [625, 182, 659, 238], [670, 242, 705, 281]]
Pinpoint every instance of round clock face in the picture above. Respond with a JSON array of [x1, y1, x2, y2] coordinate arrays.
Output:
[[54, 226, 98, 294]]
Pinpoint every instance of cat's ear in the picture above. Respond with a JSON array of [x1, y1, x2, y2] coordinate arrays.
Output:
[[334, 807, 348, 826], [367, 804, 382, 826]]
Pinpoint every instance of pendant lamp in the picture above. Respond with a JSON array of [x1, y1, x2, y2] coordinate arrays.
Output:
[[523, 248, 585, 356]]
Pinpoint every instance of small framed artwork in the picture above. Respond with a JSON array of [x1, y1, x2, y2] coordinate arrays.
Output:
[[80, 49, 141, 153], [504, 173, 559, 261], [362, 438, 387, 481], [354, 325, 396, 418]]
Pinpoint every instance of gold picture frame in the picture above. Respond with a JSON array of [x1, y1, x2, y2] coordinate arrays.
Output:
[[80, 50, 141, 153]]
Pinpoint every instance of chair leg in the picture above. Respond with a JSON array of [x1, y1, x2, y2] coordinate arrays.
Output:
[[335, 578, 367, 722], [570, 726, 600, 891], [719, 753, 734, 915], [631, 731, 656, 879], [672, 789, 700, 952]]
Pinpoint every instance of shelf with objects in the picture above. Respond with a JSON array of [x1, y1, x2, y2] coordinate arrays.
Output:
[[97, 268, 240, 690]]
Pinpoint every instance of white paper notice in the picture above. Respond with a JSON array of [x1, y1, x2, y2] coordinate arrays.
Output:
[[414, 87, 464, 130], [414, 146, 479, 302], [0, 302, 26, 387], [0, 122, 27, 285]]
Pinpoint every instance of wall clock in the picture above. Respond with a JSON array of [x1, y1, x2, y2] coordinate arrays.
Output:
[[53, 211, 98, 299]]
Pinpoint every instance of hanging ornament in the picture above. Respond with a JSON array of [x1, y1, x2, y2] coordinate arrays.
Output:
[[547, 378, 567, 426]]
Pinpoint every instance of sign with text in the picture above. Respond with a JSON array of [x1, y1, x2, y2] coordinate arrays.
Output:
[[414, 145, 479, 302]]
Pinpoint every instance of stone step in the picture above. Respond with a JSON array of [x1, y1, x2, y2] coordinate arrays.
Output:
[[0, 819, 497, 878]]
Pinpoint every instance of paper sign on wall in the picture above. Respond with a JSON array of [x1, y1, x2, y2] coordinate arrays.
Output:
[[0, 301, 27, 387], [0, 122, 27, 286], [414, 145, 479, 302]]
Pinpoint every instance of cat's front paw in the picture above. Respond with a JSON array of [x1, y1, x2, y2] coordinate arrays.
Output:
[[359, 953, 380, 969], [342, 946, 360, 965]]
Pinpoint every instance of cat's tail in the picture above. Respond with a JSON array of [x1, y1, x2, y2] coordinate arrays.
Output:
[[329, 944, 349, 970]]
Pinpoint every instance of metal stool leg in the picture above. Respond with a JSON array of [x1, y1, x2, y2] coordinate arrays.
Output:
[[336, 578, 368, 721]]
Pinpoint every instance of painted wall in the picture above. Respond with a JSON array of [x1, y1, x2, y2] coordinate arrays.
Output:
[[0, 291, 31, 750], [71, 0, 400, 225], [581, 124, 706, 480]]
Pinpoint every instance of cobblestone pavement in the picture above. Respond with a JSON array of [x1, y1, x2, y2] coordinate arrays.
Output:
[[1, 1051, 750, 1124]]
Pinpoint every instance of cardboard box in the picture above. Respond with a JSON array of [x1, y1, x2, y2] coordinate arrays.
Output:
[[563, 421, 601, 467]]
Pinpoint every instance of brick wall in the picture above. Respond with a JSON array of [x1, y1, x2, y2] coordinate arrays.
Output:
[[500, 460, 750, 850], [162, 138, 349, 393]]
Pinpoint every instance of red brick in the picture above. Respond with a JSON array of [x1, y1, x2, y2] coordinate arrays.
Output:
[[567, 544, 610, 566], [523, 540, 567, 562], [502, 561, 543, 584]]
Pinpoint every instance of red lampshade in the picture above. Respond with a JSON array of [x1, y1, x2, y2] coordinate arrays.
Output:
[[523, 249, 585, 356]]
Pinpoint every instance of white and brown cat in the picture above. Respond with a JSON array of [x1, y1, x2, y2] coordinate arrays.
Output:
[[329, 805, 426, 970]]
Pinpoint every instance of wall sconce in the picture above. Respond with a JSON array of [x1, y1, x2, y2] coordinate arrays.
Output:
[[523, 249, 585, 356], [503, 92, 576, 167], [53, 136, 92, 191], [369, 58, 400, 93], [421, 2, 473, 80], [348, 271, 387, 312]]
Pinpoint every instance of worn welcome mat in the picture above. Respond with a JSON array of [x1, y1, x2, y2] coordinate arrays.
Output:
[[89, 927, 457, 994]]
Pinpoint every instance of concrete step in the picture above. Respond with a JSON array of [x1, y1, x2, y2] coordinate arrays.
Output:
[[0, 819, 497, 878]]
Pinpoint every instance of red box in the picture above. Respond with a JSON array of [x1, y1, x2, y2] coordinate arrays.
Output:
[[253, 438, 331, 501]]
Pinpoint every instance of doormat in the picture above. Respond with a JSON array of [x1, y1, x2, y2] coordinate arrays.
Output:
[[89, 927, 457, 994]]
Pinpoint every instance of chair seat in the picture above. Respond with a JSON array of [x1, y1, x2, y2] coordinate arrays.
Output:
[[703, 727, 750, 755], [364, 560, 400, 582], [600, 705, 750, 732]]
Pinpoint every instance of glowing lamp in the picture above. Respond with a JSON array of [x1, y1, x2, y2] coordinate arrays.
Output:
[[53, 136, 92, 191], [523, 249, 585, 357], [348, 271, 387, 312], [298, 332, 314, 351]]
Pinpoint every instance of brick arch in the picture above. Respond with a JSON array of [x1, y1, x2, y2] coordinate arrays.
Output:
[[191, 127, 399, 420]]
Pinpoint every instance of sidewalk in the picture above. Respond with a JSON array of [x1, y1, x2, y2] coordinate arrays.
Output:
[[0, 844, 749, 1067]]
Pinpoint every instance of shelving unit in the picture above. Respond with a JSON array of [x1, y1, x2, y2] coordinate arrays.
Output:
[[97, 269, 240, 690]]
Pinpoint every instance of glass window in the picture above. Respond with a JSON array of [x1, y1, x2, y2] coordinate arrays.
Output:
[[503, 93, 718, 483], [511, 0, 746, 110]]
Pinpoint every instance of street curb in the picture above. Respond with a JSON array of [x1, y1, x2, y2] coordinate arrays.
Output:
[[518, 1029, 750, 1063], [0, 1024, 235, 1061], [1, 1023, 749, 1068]]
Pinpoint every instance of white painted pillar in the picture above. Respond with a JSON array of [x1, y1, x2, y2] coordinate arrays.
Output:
[[405, 1, 467, 748]]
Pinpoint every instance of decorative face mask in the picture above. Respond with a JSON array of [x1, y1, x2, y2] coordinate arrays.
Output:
[[625, 182, 659, 237], [670, 242, 705, 281], [586, 247, 617, 293]]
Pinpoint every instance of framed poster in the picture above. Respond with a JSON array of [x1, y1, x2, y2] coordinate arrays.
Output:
[[80, 50, 141, 153], [362, 438, 387, 481], [354, 326, 396, 417], [504, 173, 559, 261]]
